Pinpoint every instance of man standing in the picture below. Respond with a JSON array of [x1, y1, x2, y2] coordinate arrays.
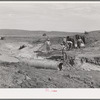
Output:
[[77, 37, 85, 48], [45, 38, 51, 54], [61, 43, 66, 61]]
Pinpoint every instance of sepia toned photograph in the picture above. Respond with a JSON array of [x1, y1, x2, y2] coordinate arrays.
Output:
[[0, 1, 100, 88]]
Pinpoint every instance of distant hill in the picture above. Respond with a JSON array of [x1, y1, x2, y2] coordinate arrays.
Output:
[[0, 29, 82, 37], [88, 30, 100, 40], [1, 29, 100, 41], [0, 29, 100, 45]]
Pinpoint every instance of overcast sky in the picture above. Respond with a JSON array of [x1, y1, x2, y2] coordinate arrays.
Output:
[[0, 2, 100, 32]]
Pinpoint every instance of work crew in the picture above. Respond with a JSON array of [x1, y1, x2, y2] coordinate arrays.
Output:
[[61, 35, 86, 51]]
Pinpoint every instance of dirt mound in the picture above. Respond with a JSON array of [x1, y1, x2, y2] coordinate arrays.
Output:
[[17, 47, 37, 59], [0, 42, 44, 61], [1, 42, 32, 50], [81, 63, 100, 71]]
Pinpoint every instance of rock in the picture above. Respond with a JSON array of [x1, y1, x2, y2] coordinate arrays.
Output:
[[26, 75, 31, 80], [48, 78, 51, 81], [17, 80, 23, 84]]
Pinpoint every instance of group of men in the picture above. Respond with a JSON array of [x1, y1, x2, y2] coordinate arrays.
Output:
[[61, 35, 86, 51], [61, 35, 86, 61], [45, 35, 86, 56]]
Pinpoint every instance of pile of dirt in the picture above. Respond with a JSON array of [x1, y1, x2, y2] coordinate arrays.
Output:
[[17, 47, 37, 59], [81, 63, 100, 71], [0, 42, 45, 61]]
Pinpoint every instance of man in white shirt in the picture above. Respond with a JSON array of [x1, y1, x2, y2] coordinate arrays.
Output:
[[45, 38, 51, 53]]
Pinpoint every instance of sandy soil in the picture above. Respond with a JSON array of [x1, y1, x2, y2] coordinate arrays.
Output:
[[0, 39, 99, 88], [0, 61, 100, 88]]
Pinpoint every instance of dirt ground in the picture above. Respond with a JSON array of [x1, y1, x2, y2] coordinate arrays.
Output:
[[0, 36, 100, 88], [0, 61, 100, 88]]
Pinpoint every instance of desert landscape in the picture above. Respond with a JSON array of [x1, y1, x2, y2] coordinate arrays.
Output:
[[0, 29, 99, 88], [0, 2, 100, 89]]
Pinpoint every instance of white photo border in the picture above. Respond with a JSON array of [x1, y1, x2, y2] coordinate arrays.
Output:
[[0, 1, 100, 99]]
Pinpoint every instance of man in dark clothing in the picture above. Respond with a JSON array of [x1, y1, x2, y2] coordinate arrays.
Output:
[[81, 36, 86, 44], [75, 35, 79, 40], [66, 36, 73, 50]]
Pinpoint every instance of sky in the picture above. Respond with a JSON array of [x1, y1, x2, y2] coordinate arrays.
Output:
[[0, 2, 100, 32]]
